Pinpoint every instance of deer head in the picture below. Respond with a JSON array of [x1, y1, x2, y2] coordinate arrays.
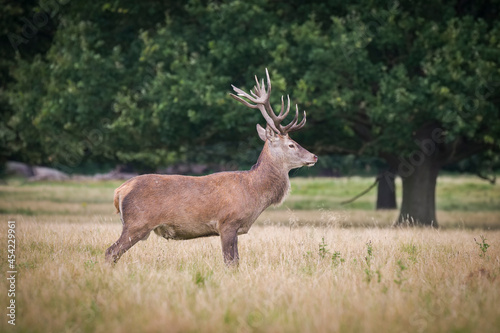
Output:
[[230, 69, 317, 170]]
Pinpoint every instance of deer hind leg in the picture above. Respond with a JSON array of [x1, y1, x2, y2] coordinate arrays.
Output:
[[105, 224, 151, 264], [220, 228, 239, 267]]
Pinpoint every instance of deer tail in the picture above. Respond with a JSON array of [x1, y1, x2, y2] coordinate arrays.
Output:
[[113, 190, 120, 214]]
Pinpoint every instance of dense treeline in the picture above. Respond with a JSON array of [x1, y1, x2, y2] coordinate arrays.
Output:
[[1, 0, 499, 225]]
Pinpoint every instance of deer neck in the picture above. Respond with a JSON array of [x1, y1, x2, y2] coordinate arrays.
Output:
[[249, 142, 291, 207]]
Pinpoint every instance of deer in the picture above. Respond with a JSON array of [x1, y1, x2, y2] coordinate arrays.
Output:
[[105, 69, 317, 266]]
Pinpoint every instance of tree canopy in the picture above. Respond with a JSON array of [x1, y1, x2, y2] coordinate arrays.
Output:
[[2, 0, 500, 225]]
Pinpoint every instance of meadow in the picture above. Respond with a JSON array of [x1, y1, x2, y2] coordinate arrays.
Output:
[[0, 175, 499, 332]]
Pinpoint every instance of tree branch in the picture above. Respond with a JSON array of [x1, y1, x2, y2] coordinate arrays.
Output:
[[476, 171, 496, 185], [341, 177, 379, 205], [442, 139, 488, 166]]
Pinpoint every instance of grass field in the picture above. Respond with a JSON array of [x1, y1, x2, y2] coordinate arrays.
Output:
[[0, 175, 499, 332]]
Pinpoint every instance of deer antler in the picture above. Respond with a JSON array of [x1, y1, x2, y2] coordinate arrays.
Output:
[[230, 68, 306, 135]]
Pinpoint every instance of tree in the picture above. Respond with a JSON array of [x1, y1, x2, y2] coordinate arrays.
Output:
[[0, 0, 58, 170], [4, 0, 500, 226], [265, 0, 500, 226], [4, 1, 173, 171], [376, 164, 397, 210]]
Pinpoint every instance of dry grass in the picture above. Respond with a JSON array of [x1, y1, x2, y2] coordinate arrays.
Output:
[[0, 176, 499, 332], [0, 221, 499, 333], [259, 209, 500, 229]]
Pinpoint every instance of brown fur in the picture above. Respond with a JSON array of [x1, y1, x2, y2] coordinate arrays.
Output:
[[105, 137, 316, 266]]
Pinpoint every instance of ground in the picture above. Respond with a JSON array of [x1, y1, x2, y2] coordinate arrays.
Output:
[[0, 175, 499, 332]]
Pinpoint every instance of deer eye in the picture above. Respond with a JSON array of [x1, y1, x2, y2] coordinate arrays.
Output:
[[289, 144, 296, 149]]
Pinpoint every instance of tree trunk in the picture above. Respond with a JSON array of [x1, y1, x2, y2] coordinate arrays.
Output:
[[376, 170, 397, 210], [396, 157, 440, 227]]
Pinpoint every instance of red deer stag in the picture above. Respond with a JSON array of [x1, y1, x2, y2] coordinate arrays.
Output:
[[105, 69, 317, 266]]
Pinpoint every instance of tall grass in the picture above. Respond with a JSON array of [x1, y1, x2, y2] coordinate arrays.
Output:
[[0, 222, 499, 332], [0, 176, 499, 332]]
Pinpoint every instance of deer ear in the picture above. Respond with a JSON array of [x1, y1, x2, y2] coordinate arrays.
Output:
[[265, 124, 280, 142], [256, 124, 267, 141], [257, 124, 279, 142]]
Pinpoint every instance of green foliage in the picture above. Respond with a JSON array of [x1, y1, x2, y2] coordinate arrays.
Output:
[[331, 251, 345, 267], [84, 259, 97, 270], [365, 240, 373, 265], [2, 0, 499, 177], [474, 235, 490, 258], [0, 0, 59, 166], [318, 237, 329, 259], [394, 259, 408, 286], [364, 240, 375, 283], [401, 243, 419, 264], [193, 269, 213, 287]]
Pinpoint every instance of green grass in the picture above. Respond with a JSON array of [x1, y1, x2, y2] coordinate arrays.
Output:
[[437, 180, 500, 211], [286, 176, 500, 211], [2, 175, 498, 214], [1, 175, 499, 228]]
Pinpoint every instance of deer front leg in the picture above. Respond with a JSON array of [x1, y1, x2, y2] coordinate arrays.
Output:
[[105, 225, 151, 264], [220, 228, 239, 267]]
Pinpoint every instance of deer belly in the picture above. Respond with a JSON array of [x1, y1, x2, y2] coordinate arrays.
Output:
[[237, 217, 259, 235], [237, 226, 250, 235], [154, 220, 219, 240]]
